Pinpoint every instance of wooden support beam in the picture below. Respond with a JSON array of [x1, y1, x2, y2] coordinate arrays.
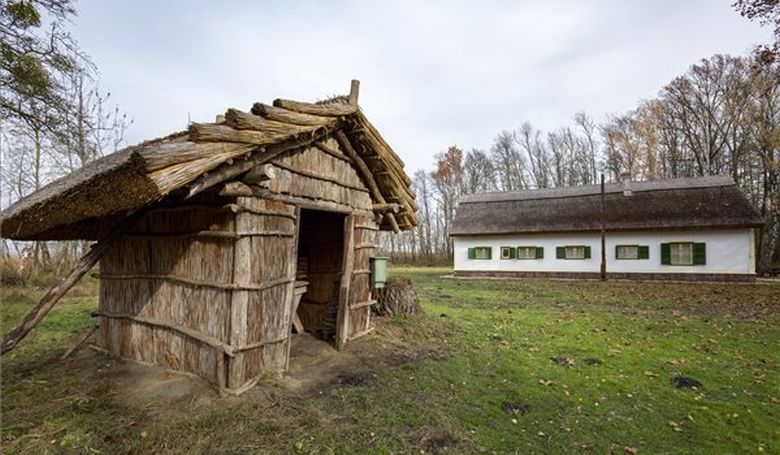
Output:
[[372, 203, 400, 213], [1, 213, 139, 355], [219, 181, 253, 196], [242, 164, 276, 184], [334, 130, 400, 233]]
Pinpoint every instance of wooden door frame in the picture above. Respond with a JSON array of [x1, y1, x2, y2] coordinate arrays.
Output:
[[335, 214, 355, 350]]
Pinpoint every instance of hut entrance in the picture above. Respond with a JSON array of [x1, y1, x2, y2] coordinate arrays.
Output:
[[294, 209, 346, 344]]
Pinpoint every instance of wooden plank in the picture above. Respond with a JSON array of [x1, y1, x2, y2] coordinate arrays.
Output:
[[335, 215, 355, 350]]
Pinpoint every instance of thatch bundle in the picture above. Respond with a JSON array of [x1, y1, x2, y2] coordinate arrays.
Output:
[[1, 93, 417, 241]]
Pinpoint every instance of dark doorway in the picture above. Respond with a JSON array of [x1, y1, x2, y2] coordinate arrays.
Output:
[[295, 209, 345, 342]]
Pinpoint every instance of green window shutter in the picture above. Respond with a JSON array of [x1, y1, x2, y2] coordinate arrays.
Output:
[[556, 246, 565, 259], [468, 248, 476, 259], [693, 243, 706, 265], [660, 243, 671, 265], [584, 246, 591, 259], [536, 247, 544, 259], [509, 247, 517, 259], [486, 247, 492, 260], [638, 245, 649, 259], [615, 245, 620, 259]]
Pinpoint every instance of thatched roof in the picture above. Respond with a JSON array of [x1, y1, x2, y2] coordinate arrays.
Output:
[[451, 176, 763, 236], [1, 92, 417, 240]]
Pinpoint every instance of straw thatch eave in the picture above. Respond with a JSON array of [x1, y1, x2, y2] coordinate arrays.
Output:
[[1, 92, 416, 240]]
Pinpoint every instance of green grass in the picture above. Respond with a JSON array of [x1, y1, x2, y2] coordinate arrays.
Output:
[[2, 268, 779, 454]]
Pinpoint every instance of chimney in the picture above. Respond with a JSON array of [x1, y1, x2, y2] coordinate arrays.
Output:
[[620, 172, 632, 196]]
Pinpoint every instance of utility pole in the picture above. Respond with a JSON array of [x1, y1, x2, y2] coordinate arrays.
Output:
[[600, 173, 607, 281]]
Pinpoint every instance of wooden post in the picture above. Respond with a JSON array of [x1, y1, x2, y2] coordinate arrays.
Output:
[[284, 207, 302, 370], [227, 197, 252, 388], [600, 173, 607, 281], [348, 79, 360, 106], [1, 214, 139, 355], [335, 215, 355, 351]]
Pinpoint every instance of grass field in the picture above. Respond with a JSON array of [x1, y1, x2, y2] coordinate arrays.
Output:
[[1, 268, 779, 454]]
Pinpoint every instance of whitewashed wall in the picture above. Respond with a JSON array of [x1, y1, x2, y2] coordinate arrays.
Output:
[[453, 229, 755, 275]]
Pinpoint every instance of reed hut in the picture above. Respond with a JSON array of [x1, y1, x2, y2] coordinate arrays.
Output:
[[0, 81, 417, 394]]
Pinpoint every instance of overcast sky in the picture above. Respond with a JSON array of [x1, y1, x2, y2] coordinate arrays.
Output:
[[72, 0, 770, 173]]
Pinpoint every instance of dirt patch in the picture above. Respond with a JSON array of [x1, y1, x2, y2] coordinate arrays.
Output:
[[551, 356, 575, 367], [502, 401, 531, 415], [413, 426, 459, 453], [672, 375, 703, 389]]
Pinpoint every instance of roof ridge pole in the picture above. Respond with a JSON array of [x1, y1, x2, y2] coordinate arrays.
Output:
[[600, 173, 607, 281], [349, 79, 360, 106]]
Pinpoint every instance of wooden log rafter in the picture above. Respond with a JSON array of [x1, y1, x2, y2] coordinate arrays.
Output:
[[334, 130, 400, 233], [270, 161, 370, 193]]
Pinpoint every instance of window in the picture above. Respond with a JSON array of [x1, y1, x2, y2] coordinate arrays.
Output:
[[661, 242, 706, 266], [670, 243, 693, 265], [556, 245, 591, 260], [500, 246, 514, 259], [517, 246, 540, 259], [566, 246, 585, 259], [468, 246, 492, 260], [615, 245, 649, 260]]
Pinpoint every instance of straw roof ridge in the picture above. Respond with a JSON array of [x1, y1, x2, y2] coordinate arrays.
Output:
[[461, 175, 736, 204], [1, 92, 417, 240]]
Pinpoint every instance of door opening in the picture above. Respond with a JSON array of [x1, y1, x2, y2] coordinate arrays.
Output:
[[294, 209, 345, 343]]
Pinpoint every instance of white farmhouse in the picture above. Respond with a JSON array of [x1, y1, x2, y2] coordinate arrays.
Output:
[[450, 176, 763, 282]]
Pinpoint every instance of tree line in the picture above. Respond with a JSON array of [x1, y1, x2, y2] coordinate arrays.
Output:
[[1, 0, 130, 275], [383, 53, 779, 274]]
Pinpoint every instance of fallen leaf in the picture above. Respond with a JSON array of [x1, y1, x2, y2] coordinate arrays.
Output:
[[538, 379, 553, 386], [667, 359, 687, 365], [644, 371, 659, 377], [624, 447, 639, 454]]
